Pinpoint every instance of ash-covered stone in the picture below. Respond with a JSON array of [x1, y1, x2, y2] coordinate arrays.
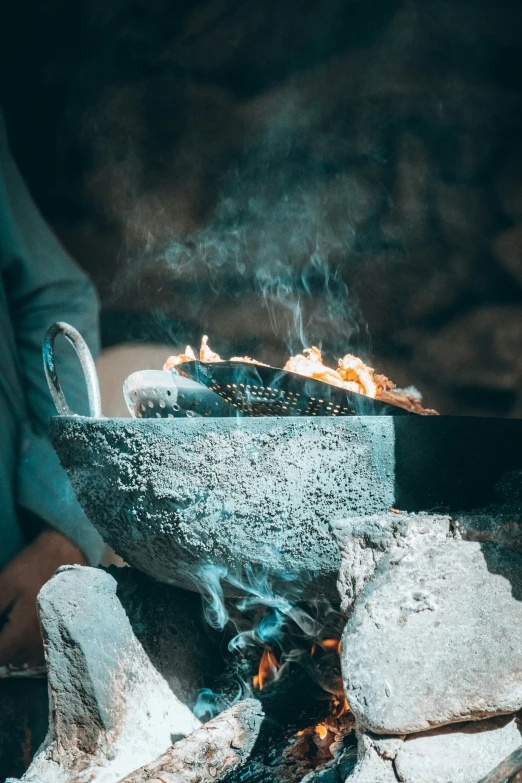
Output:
[[332, 512, 453, 614], [342, 540, 522, 734], [343, 729, 404, 783], [394, 714, 522, 783], [20, 565, 199, 783], [111, 566, 224, 708]]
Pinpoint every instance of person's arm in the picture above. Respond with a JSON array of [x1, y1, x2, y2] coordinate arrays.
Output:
[[0, 109, 103, 565]]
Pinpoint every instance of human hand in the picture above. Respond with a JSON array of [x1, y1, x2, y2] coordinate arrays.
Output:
[[0, 527, 87, 666]]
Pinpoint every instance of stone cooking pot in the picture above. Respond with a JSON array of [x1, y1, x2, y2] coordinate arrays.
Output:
[[50, 414, 522, 598], [44, 323, 522, 598]]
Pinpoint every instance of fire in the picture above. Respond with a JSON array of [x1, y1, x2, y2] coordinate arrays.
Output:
[[319, 638, 341, 653], [310, 639, 350, 741], [312, 695, 351, 743], [252, 636, 351, 749], [253, 647, 280, 691], [164, 336, 268, 370], [311, 638, 342, 657], [332, 695, 350, 718], [284, 347, 377, 398], [163, 338, 378, 397], [163, 336, 438, 414], [200, 335, 224, 363], [163, 344, 196, 369]]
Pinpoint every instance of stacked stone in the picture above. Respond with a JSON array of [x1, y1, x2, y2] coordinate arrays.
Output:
[[335, 501, 522, 782]]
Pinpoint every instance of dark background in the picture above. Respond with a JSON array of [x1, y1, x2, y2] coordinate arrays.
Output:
[[1, 0, 522, 416]]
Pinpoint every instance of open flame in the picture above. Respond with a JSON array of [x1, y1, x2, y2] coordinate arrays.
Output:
[[311, 638, 342, 656], [283, 347, 377, 398], [253, 638, 351, 746], [164, 335, 267, 369], [163, 336, 438, 414], [253, 647, 281, 691], [311, 639, 350, 740]]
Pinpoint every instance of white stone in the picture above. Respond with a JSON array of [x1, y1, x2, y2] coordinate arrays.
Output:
[[20, 566, 200, 783], [344, 730, 404, 783], [394, 715, 522, 783], [342, 540, 522, 734], [332, 512, 452, 614]]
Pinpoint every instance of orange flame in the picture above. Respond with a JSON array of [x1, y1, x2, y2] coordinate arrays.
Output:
[[164, 336, 267, 370], [284, 348, 377, 398], [321, 638, 341, 653], [253, 648, 280, 691], [331, 695, 350, 718], [311, 638, 342, 656]]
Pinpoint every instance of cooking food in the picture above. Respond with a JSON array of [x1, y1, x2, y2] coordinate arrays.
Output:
[[164, 336, 268, 369], [164, 337, 438, 415]]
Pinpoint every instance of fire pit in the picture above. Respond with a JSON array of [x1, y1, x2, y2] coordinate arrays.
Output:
[[14, 322, 521, 783]]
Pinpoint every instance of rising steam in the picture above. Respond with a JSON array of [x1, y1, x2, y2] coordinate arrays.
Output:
[[85, 77, 373, 360]]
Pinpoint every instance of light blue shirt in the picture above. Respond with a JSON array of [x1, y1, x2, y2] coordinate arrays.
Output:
[[0, 109, 103, 568]]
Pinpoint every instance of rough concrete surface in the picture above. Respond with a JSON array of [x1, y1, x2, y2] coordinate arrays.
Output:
[[19, 565, 200, 783], [342, 540, 522, 734], [394, 714, 522, 783], [50, 417, 395, 596], [332, 512, 453, 614]]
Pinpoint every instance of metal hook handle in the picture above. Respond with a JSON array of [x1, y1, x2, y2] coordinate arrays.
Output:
[[43, 322, 102, 417]]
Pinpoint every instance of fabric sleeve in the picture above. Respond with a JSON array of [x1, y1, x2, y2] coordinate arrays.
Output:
[[0, 109, 104, 564]]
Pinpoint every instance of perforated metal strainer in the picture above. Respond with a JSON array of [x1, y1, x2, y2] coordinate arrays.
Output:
[[43, 322, 411, 420], [123, 369, 234, 419], [177, 361, 412, 417]]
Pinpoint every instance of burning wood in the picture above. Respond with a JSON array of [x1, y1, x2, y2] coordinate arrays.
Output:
[[163, 337, 438, 414], [251, 636, 351, 753], [116, 699, 264, 783]]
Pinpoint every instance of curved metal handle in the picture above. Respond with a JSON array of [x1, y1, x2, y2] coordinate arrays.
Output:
[[43, 322, 102, 417]]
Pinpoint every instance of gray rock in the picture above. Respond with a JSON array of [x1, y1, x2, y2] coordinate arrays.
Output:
[[342, 540, 522, 734], [112, 566, 225, 707], [344, 730, 404, 783], [332, 512, 452, 614], [22, 565, 200, 783], [394, 714, 522, 783]]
